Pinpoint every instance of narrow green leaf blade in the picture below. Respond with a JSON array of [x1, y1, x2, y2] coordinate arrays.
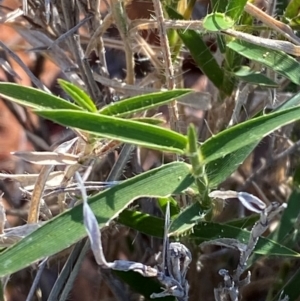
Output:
[[169, 202, 204, 237], [274, 90, 300, 111], [206, 144, 255, 187], [206, 91, 300, 187], [157, 196, 180, 217], [226, 0, 248, 21], [190, 222, 300, 257], [0, 82, 82, 110], [226, 214, 260, 228], [227, 39, 300, 85], [271, 189, 300, 244], [58, 79, 97, 112], [114, 270, 175, 301], [99, 90, 192, 116], [285, 0, 300, 20], [234, 66, 278, 87], [118, 210, 164, 238], [272, 268, 300, 301], [200, 105, 300, 164], [0, 162, 193, 276], [166, 7, 232, 95], [35, 110, 188, 154]]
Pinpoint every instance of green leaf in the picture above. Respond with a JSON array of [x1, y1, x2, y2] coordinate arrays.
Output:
[[58, 79, 97, 112], [272, 268, 300, 301], [226, 214, 260, 228], [0, 82, 82, 110], [206, 143, 255, 187], [129, 206, 299, 258], [118, 210, 164, 238], [157, 196, 180, 217], [0, 162, 194, 276], [285, 0, 300, 20], [233, 66, 278, 87], [35, 110, 188, 154], [206, 91, 300, 187], [166, 7, 233, 96], [275, 90, 300, 111], [99, 90, 191, 117], [190, 222, 300, 257], [118, 207, 259, 240], [225, 0, 248, 21], [132, 117, 164, 125], [203, 12, 234, 31], [209, 0, 227, 13], [114, 271, 175, 301], [271, 189, 300, 245], [227, 39, 300, 85], [169, 202, 204, 237], [200, 105, 300, 164]]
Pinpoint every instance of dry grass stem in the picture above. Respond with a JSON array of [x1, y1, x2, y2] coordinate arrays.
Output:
[[152, 0, 178, 134], [129, 19, 204, 32], [93, 72, 164, 95], [27, 165, 54, 223], [110, 0, 135, 85], [245, 2, 300, 45], [223, 28, 300, 56], [85, 12, 113, 74], [0, 40, 50, 91]]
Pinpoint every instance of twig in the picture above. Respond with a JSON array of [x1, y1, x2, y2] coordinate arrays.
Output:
[[110, 0, 135, 85], [27, 166, 54, 223], [88, 0, 107, 68], [26, 258, 48, 301], [152, 0, 178, 133], [0, 41, 50, 92], [42, 184, 113, 198], [223, 28, 300, 56], [0, 194, 6, 234], [58, 241, 90, 301], [129, 19, 204, 32], [133, 34, 162, 72], [48, 14, 93, 50], [22, 0, 28, 15], [85, 12, 113, 58], [243, 139, 300, 189], [27, 137, 78, 223], [245, 2, 300, 45], [93, 72, 165, 95], [208, 197, 288, 301], [60, 0, 103, 104], [0, 8, 23, 22], [45, 0, 51, 24], [228, 83, 252, 127], [47, 239, 87, 301], [106, 144, 135, 182]]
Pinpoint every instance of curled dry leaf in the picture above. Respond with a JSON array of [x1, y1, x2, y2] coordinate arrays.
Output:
[[0, 222, 44, 247], [11, 151, 79, 165], [237, 192, 266, 213], [75, 172, 109, 267], [200, 238, 247, 252], [209, 190, 266, 213], [209, 190, 238, 200]]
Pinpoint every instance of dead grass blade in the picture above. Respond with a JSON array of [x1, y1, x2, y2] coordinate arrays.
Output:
[[12, 151, 79, 165]]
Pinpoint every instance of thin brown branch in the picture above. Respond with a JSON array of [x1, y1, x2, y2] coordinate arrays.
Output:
[[152, 0, 178, 133], [110, 0, 135, 85]]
